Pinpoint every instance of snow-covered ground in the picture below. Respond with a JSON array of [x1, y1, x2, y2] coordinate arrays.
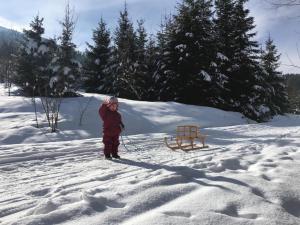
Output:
[[0, 84, 300, 225]]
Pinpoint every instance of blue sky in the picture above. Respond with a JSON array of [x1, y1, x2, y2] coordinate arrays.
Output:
[[0, 0, 299, 73]]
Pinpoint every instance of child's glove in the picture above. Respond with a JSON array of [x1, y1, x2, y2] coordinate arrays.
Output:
[[103, 96, 110, 105]]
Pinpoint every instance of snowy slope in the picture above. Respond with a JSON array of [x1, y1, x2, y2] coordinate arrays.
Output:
[[0, 84, 248, 145], [0, 84, 300, 225]]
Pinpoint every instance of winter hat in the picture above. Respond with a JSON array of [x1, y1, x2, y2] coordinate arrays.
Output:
[[105, 96, 118, 105]]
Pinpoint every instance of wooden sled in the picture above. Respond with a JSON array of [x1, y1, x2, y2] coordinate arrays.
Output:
[[164, 125, 208, 151]]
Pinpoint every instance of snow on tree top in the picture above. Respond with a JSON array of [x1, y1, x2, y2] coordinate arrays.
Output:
[[175, 44, 187, 50], [25, 38, 38, 54], [200, 70, 211, 82], [259, 105, 270, 114], [38, 44, 49, 54], [49, 76, 58, 88], [185, 33, 194, 38], [217, 52, 229, 61], [95, 58, 100, 65], [211, 62, 217, 67], [64, 67, 71, 75], [253, 85, 263, 90]]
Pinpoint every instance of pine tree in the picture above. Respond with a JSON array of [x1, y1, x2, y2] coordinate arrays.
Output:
[[233, 0, 270, 121], [144, 34, 158, 100], [156, 0, 219, 105], [133, 19, 148, 100], [52, 3, 81, 96], [112, 3, 138, 99], [214, 0, 236, 108], [154, 15, 179, 101], [84, 17, 112, 94], [16, 15, 46, 96], [0, 39, 18, 94], [215, 0, 269, 121], [261, 36, 289, 115]]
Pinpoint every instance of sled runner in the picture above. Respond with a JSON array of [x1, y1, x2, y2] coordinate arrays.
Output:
[[164, 125, 208, 151]]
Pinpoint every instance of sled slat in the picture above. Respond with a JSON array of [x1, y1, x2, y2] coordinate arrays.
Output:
[[165, 125, 208, 151]]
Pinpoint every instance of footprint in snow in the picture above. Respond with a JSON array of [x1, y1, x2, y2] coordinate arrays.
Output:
[[264, 159, 273, 162], [279, 156, 294, 161], [81, 191, 126, 212], [27, 188, 51, 197], [215, 204, 258, 220], [251, 187, 265, 198], [260, 174, 272, 181], [163, 211, 192, 218], [0, 166, 16, 171], [261, 163, 278, 168], [278, 152, 289, 156]]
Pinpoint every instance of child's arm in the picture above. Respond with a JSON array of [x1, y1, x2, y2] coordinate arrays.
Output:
[[99, 103, 108, 121], [120, 121, 125, 130]]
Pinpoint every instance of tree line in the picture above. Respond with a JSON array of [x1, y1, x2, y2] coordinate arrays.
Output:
[[1, 0, 289, 123]]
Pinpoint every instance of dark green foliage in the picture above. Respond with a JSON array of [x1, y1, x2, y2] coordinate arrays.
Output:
[[9, 0, 290, 122], [261, 36, 289, 115], [214, 0, 270, 121], [15, 15, 53, 96], [133, 19, 148, 100], [112, 3, 138, 99], [52, 3, 81, 96], [156, 0, 225, 106], [84, 17, 112, 94], [144, 35, 158, 100], [286, 74, 300, 113]]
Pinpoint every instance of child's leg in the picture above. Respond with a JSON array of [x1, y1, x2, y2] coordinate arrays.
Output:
[[111, 135, 120, 157], [103, 135, 113, 157]]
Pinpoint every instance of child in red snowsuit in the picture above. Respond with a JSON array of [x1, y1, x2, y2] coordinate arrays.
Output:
[[99, 96, 124, 159]]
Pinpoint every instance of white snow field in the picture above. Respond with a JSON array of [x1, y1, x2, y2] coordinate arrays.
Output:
[[0, 84, 300, 225]]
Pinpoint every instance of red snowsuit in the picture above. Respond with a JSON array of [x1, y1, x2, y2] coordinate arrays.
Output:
[[99, 103, 124, 156]]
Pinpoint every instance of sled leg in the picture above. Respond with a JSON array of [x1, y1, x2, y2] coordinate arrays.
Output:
[[164, 137, 181, 150]]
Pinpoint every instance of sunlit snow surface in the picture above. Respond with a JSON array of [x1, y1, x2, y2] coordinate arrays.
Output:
[[0, 84, 299, 225]]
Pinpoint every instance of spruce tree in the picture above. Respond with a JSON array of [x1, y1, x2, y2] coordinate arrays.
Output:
[[112, 3, 138, 99], [52, 3, 81, 96], [214, 0, 236, 108], [84, 17, 111, 94], [215, 0, 269, 121], [144, 34, 158, 100], [233, 0, 270, 121], [154, 15, 179, 101], [133, 19, 148, 100], [156, 0, 219, 105], [16, 15, 46, 96], [261, 36, 289, 115]]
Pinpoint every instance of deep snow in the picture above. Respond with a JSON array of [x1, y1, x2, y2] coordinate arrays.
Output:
[[0, 84, 300, 225]]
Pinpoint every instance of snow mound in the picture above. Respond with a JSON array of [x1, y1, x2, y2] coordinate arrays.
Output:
[[0, 83, 249, 145]]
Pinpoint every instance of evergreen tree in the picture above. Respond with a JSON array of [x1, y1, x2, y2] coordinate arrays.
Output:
[[16, 15, 47, 96], [154, 15, 178, 101], [261, 36, 289, 114], [52, 3, 81, 96], [214, 0, 236, 108], [133, 19, 148, 100], [0, 39, 18, 92], [233, 0, 270, 121], [156, 0, 220, 105], [84, 17, 112, 94], [112, 3, 138, 99], [215, 0, 269, 121], [144, 34, 159, 100]]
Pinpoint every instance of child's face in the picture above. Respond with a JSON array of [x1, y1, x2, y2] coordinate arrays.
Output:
[[109, 103, 118, 111]]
